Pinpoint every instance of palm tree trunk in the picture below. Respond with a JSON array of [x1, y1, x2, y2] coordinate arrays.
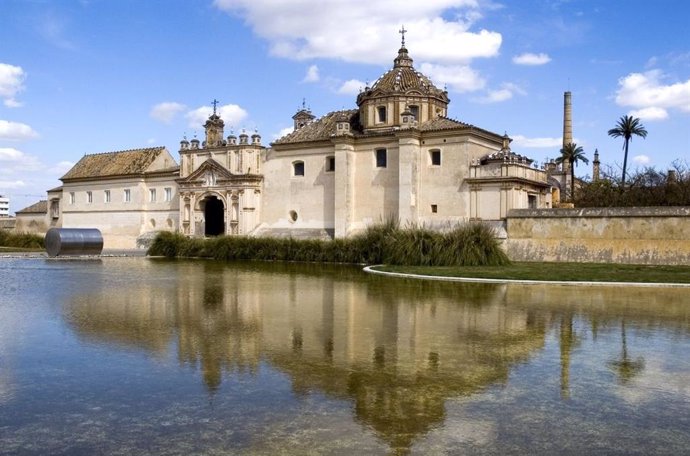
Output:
[[570, 159, 575, 202], [622, 138, 629, 188]]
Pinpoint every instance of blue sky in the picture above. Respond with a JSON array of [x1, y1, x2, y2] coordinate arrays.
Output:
[[1, 0, 689, 213]]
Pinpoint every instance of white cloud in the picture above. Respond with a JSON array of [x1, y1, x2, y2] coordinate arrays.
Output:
[[0, 147, 43, 173], [511, 135, 563, 148], [628, 106, 669, 121], [419, 63, 484, 93], [185, 103, 249, 129], [0, 180, 26, 190], [49, 161, 75, 175], [473, 82, 525, 103], [512, 52, 551, 65], [150, 102, 187, 123], [213, 1, 501, 65], [338, 79, 366, 96], [0, 63, 26, 108], [303, 65, 320, 83], [615, 70, 690, 118], [0, 121, 39, 141], [37, 12, 76, 50], [632, 154, 650, 165], [273, 126, 294, 140]]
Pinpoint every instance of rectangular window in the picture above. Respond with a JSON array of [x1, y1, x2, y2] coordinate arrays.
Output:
[[431, 204, 438, 213], [124, 189, 131, 203], [165, 187, 172, 202], [326, 156, 335, 172], [104, 190, 111, 203], [69, 192, 75, 205], [86, 191, 93, 204], [409, 105, 419, 120], [149, 189, 156, 202], [376, 149, 387, 168], [430, 150, 441, 166], [377, 106, 387, 123], [293, 161, 305, 176], [528, 194, 537, 209]]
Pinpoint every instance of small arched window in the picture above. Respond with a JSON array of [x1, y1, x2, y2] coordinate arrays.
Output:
[[293, 161, 305, 176]]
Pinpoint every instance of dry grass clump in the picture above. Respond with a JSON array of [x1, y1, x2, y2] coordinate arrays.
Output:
[[147, 220, 508, 267]]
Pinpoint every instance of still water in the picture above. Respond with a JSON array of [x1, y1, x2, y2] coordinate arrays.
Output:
[[0, 257, 688, 455]]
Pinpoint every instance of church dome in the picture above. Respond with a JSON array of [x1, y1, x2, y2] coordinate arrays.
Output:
[[357, 45, 448, 105]]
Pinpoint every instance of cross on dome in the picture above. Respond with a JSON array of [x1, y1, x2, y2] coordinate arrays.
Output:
[[399, 25, 407, 47]]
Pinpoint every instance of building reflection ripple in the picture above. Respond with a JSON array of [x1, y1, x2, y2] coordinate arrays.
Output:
[[61, 260, 690, 453]]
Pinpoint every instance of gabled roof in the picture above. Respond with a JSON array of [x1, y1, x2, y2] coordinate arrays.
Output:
[[61, 147, 168, 180], [16, 200, 47, 214]]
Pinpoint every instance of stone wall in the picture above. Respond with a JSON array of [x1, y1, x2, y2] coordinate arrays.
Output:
[[505, 207, 690, 265]]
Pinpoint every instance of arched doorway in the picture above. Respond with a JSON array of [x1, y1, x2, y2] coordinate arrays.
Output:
[[202, 195, 225, 236]]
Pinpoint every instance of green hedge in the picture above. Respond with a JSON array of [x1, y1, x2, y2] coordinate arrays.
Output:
[[147, 221, 509, 267], [0, 230, 45, 249]]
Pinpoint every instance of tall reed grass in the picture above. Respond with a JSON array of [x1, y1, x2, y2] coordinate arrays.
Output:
[[147, 221, 509, 267], [0, 230, 45, 249]]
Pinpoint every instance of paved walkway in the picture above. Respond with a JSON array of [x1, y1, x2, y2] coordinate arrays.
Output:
[[363, 265, 690, 288]]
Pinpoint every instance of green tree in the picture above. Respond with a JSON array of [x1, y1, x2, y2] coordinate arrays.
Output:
[[608, 115, 648, 188], [556, 142, 589, 201]]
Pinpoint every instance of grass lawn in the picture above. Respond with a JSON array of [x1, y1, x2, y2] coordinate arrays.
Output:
[[375, 262, 690, 284]]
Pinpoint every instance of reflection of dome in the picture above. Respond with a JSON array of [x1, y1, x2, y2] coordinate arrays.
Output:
[[357, 45, 449, 105]]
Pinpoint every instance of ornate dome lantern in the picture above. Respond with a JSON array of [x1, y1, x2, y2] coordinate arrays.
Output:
[[356, 27, 449, 132]]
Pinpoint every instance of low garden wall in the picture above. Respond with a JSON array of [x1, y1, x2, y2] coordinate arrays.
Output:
[[504, 207, 690, 265]]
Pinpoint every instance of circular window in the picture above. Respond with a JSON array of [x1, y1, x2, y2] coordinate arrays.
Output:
[[289, 210, 298, 223]]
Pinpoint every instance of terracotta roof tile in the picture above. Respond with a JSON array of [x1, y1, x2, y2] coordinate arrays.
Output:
[[273, 110, 359, 145], [61, 147, 166, 180], [16, 200, 47, 214]]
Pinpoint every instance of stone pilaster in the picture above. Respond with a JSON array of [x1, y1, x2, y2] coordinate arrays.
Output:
[[396, 130, 421, 225], [333, 135, 355, 238]]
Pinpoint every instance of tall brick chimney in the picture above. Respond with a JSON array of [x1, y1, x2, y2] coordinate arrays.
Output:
[[562, 91, 572, 173]]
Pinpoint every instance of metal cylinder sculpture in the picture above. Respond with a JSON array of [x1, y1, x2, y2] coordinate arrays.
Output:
[[44, 228, 104, 257]]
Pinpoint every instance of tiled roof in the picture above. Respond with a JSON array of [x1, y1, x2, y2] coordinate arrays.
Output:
[[418, 116, 471, 131], [61, 147, 166, 180], [273, 110, 360, 145], [16, 200, 47, 214]]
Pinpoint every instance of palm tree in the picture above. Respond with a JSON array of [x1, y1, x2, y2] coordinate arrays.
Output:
[[608, 115, 648, 188], [556, 142, 588, 202]]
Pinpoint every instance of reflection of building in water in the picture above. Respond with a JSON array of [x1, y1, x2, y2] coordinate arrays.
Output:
[[64, 264, 547, 453], [174, 262, 263, 391]]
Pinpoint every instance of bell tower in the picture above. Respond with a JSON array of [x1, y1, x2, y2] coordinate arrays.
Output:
[[292, 99, 315, 131], [204, 99, 225, 148]]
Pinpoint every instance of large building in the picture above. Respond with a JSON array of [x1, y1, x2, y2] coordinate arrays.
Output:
[[22, 40, 553, 248]]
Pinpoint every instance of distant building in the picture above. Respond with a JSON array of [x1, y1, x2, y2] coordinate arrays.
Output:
[[14, 200, 48, 233], [29, 38, 554, 249], [0, 194, 9, 217]]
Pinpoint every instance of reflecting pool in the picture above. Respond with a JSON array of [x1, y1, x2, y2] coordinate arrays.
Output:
[[0, 257, 689, 455]]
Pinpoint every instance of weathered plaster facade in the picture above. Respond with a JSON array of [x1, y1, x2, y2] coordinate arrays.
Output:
[[505, 207, 690, 265]]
